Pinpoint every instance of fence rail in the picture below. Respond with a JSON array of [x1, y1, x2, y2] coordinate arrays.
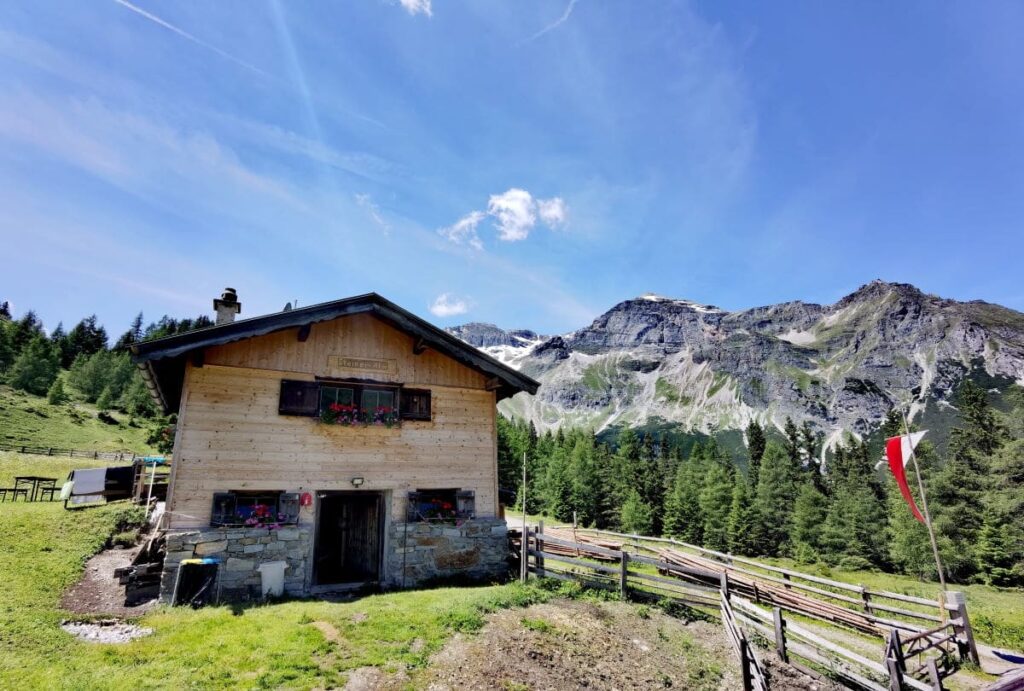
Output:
[[513, 524, 973, 690], [0, 443, 143, 462]]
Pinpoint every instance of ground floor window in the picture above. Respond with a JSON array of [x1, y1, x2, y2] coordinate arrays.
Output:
[[406, 489, 475, 522], [211, 490, 300, 527]]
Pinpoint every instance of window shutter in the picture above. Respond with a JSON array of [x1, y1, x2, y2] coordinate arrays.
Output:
[[211, 492, 236, 526], [279, 380, 319, 416], [278, 493, 300, 524], [399, 388, 431, 420], [456, 490, 475, 518]]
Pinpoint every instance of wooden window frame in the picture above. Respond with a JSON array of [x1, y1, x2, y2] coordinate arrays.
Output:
[[279, 379, 430, 421], [399, 388, 432, 421], [406, 488, 474, 522], [210, 490, 300, 527]]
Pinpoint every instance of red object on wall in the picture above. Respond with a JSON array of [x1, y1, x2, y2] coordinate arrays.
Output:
[[300, 492, 313, 507]]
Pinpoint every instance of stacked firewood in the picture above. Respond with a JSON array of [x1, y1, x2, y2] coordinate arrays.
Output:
[[114, 534, 165, 605]]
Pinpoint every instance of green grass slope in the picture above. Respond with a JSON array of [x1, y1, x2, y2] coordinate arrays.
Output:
[[0, 385, 155, 453]]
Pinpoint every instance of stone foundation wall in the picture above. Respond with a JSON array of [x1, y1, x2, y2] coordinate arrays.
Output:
[[385, 518, 509, 588], [161, 526, 312, 602]]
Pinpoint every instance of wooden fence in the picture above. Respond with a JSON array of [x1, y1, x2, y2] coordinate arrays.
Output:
[[513, 524, 976, 690], [0, 443, 142, 462]]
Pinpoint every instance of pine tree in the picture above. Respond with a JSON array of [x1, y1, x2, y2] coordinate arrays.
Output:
[[663, 444, 707, 543], [975, 509, 1018, 586], [8, 335, 60, 395], [620, 489, 654, 535], [0, 319, 13, 373], [10, 310, 44, 353], [96, 385, 115, 412], [64, 315, 108, 366], [752, 441, 799, 556], [699, 456, 734, 551], [114, 312, 145, 350], [46, 377, 68, 405], [790, 483, 827, 562], [746, 420, 766, 487], [727, 477, 757, 556], [0, 300, 11, 320]]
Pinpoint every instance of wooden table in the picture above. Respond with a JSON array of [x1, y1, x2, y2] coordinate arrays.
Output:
[[14, 476, 58, 502]]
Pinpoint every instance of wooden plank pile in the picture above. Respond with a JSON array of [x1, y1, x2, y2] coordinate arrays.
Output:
[[657, 548, 886, 636], [540, 527, 622, 562]]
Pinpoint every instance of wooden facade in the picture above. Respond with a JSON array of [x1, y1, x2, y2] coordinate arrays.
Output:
[[165, 313, 501, 529]]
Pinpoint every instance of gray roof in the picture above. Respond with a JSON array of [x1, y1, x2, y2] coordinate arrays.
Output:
[[130, 292, 539, 413]]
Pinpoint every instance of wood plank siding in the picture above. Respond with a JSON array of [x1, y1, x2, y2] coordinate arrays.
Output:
[[166, 313, 499, 528]]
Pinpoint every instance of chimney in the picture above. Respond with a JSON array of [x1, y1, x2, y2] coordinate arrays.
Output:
[[213, 287, 241, 325]]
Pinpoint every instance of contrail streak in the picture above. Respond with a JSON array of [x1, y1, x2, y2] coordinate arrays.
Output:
[[113, 0, 270, 78], [523, 0, 579, 43]]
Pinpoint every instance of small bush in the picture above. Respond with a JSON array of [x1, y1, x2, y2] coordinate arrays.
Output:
[[109, 505, 147, 533], [110, 531, 139, 548]]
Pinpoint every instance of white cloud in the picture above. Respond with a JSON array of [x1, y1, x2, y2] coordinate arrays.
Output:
[[429, 293, 468, 317], [399, 0, 432, 17], [488, 188, 537, 241], [537, 196, 568, 228], [438, 188, 570, 248], [438, 210, 485, 250]]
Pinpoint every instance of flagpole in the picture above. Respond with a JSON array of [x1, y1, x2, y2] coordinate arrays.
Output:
[[901, 407, 948, 592]]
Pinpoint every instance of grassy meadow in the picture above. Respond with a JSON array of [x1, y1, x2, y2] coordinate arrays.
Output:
[[0, 385, 156, 453]]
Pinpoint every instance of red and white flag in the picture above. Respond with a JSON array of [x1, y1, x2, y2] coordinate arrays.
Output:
[[884, 431, 927, 524]]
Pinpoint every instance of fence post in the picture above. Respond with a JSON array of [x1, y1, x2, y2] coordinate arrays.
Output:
[[886, 656, 905, 691], [720, 571, 730, 602], [537, 521, 545, 578], [926, 658, 941, 690], [781, 572, 792, 590], [619, 552, 629, 600], [946, 591, 980, 665], [773, 606, 788, 663], [889, 629, 905, 672], [860, 586, 873, 614], [520, 526, 529, 583], [47, 447, 52, 456], [739, 637, 753, 691]]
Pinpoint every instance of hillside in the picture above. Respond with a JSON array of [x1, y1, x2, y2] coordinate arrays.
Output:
[[451, 281, 1024, 449], [0, 385, 155, 453]]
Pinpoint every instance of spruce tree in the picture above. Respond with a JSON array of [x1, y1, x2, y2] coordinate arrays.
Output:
[[746, 420, 766, 487], [663, 444, 707, 543], [698, 457, 734, 551], [790, 483, 827, 562], [0, 320, 13, 373], [65, 315, 108, 365], [10, 310, 44, 353], [752, 441, 799, 556], [727, 477, 757, 556]]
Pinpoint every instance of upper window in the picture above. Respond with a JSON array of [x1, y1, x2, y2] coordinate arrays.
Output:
[[361, 387, 396, 415], [279, 380, 430, 421], [320, 385, 355, 409]]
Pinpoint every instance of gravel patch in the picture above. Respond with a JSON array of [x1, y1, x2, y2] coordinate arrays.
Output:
[[61, 619, 153, 644]]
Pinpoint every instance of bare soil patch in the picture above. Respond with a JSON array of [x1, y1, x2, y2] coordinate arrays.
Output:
[[60, 545, 157, 617], [408, 598, 832, 690]]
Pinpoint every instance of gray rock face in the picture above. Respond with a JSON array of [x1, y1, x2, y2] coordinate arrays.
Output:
[[446, 323, 541, 348], [451, 282, 1024, 444]]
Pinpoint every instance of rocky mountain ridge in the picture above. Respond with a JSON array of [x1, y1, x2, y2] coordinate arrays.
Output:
[[448, 281, 1024, 447]]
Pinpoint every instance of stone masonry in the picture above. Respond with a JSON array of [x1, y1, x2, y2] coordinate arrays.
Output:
[[161, 526, 313, 602], [384, 517, 509, 588]]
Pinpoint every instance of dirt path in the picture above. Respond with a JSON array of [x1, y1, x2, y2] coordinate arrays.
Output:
[[348, 598, 835, 690], [60, 545, 157, 618]]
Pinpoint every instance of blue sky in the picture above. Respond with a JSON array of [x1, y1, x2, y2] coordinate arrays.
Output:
[[2, 1, 1023, 338]]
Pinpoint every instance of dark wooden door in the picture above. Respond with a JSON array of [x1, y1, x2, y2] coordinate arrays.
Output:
[[315, 492, 382, 585]]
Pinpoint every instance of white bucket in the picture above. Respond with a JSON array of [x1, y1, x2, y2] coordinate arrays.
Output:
[[257, 561, 287, 598]]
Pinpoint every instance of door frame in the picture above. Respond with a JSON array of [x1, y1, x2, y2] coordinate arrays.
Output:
[[312, 490, 386, 588]]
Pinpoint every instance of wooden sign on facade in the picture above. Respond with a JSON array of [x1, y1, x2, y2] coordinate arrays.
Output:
[[328, 355, 396, 375]]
